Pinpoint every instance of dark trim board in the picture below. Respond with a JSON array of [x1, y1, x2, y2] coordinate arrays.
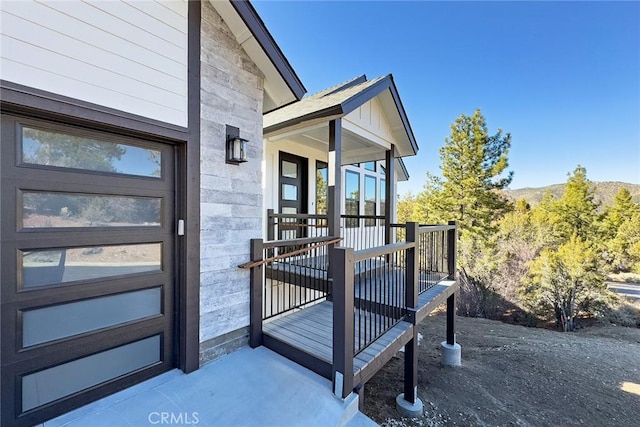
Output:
[[180, 0, 202, 375], [0, 81, 187, 144], [264, 105, 343, 136], [385, 75, 419, 156], [230, 1, 306, 102]]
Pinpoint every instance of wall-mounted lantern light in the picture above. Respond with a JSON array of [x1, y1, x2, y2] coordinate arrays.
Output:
[[225, 125, 248, 165]]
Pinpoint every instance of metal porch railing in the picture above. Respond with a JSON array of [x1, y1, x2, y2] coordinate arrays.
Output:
[[331, 222, 457, 398], [243, 221, 458, 399]]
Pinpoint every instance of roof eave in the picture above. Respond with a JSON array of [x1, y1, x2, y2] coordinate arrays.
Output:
[[397, 157, 410, 181], [264, 78, 390, 136], [387, 75, 419, 156], [230, 1, 306, 101], [263, 105, 344, 136], [265, 75, 420, 160]]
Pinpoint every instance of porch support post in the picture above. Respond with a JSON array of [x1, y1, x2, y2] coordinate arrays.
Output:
[[249, 238, 263, 348], [384, 146, 396, 244], [267, 209, 275, 241], [328, 119, 342, 279], [405, 222, 419, 309], [447, 220, 457, 283], [398, 329, 420, 408], [332, 246, 354, 400], [397, 222, 423, 417], [442, 220, 461, 366], [328, 119, 342, 238]]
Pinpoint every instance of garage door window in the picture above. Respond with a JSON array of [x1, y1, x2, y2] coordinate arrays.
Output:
[[21, 126, 162, 178]]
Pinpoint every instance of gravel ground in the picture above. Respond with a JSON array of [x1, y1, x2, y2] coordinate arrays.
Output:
[[362, 313, 640, 427]]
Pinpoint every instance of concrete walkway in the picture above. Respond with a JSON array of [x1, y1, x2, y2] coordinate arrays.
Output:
[[42, 346, 377, 427]]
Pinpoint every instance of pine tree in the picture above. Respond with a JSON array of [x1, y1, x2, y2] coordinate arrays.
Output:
[[601, 187, 639, 239], [417, 109, 513, 238], [521, 235, 609, 331], [607, 211, 640, 272], [551, 166, 599, 241], [396, 192, 417, 224]]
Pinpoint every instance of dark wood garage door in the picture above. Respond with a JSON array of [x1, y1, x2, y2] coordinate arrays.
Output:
[[1, 115, 177, 426]]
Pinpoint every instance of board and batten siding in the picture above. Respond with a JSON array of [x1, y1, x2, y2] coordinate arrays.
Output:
[[344, 97, 396, 150], [199, 0, 264, 363], [0, 0, 188, 127]]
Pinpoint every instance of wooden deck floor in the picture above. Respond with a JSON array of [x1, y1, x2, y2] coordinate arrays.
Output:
[[262, 279, 458, 384], [416, 280, 458, 322]]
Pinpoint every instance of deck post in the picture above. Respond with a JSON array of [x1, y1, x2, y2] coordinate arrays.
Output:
[[446, 221, 457, 345], [403, 329, 419, 404], [332, 246, 354, 399], [441, 221, 461, 366], [446, 295, 456, 345], [327, 119, 343, 280], [447, 220, 457, 281], [397, 328, 423, 417], [249, 238, 263, 348], [398, 222, 421, 413], [405, 222, 419, 309], [267, 209, 275, 241]]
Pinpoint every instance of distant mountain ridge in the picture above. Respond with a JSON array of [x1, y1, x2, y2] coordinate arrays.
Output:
[[504, 181, 640, 208]]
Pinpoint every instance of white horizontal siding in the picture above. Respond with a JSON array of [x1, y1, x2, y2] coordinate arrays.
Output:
[[0, 0, 187, 127]]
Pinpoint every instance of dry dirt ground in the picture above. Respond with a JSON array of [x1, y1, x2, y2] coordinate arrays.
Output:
[[362, 313, 640, 427]]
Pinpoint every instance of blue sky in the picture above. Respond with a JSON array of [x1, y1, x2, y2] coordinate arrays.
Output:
[[253, 0, 640, 195]]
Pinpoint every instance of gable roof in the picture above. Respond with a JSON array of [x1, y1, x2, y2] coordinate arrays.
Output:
[[264, 74, 418, 157], [305, 75, 368, 99]]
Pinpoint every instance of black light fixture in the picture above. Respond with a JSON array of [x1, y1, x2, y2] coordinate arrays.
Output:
[[225, 125, 248, 165]]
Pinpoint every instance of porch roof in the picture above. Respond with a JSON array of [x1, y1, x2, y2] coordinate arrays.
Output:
[[263, 74, 419, 161]]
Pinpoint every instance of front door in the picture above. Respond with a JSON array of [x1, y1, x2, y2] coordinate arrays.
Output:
[[278, 151, 307, 240], [1, 115, 176, 426]]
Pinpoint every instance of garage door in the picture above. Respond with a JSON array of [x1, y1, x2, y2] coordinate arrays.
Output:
[[1, 115, 177, 426]]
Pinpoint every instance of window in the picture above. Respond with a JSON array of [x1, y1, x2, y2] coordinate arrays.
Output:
[[21, 127, 162, 178], [345, 171, 360, 227], [281, 160, 297, 178], [316, 161, 328, 215], [22, 192, 161, 229], [364, 161, 376, 172], [364, 175, 376, 226]]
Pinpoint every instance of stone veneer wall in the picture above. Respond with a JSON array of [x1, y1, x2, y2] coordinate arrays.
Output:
[[199, 0, 264, 364]]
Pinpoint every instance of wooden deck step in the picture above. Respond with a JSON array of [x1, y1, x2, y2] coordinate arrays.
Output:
[[264, 301, 334, 363]]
